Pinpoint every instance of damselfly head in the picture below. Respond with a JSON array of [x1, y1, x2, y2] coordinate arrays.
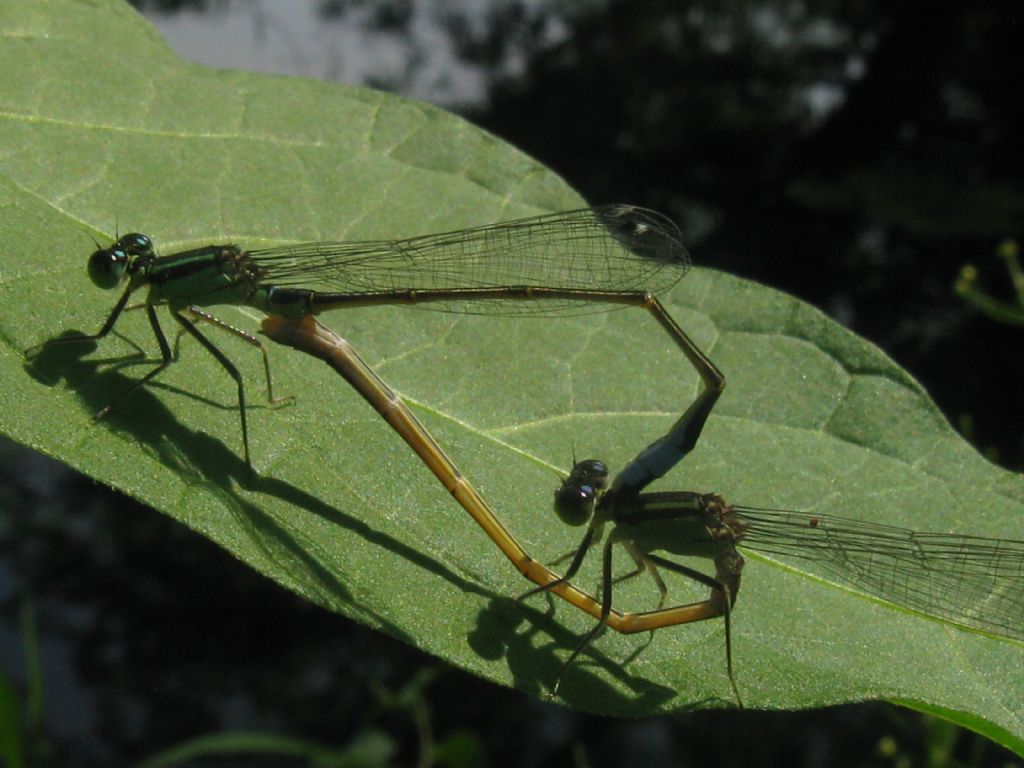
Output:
[[87, 233, 155, 290], [554, 459, 609, 527]]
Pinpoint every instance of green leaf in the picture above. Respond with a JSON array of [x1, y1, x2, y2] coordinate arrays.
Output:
[[0, 0, 1021, 751]]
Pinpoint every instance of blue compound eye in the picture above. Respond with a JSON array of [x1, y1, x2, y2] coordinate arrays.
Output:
[[118, 233, 153, 257]]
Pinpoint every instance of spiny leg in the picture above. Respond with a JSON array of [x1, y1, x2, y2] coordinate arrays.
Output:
[[646, 552, 743, 707], [518, 525, 597, 602], [170, 308, 253, 479], [92, 302, 175, 422], [182, 307, 295, 407], [25, 284, 135, 361], [547, 548, 578, 568], [543, 536, 744, 705], [610, 562, 645, 587], [25, 285, 186, 429], [552, 536, 617, 696], [620, 539, 667, 607]]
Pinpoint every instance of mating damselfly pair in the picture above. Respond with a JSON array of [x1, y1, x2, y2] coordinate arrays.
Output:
[[27, 206, 1024, 704]]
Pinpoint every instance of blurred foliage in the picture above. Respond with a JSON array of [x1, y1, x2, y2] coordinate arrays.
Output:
[[463, 0, 1024, 468], [956, 240, 1024, 327]]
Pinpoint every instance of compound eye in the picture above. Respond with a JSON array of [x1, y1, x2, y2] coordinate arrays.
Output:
[[87, 247, 129, 289], [553, 482, 596, 527], [568, 459, 610, 492]]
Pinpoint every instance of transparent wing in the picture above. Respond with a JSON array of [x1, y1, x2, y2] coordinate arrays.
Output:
[[247, 206, 689, 316], [736, 506, 1024, 641]]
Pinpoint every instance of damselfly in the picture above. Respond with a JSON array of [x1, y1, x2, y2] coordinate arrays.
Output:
[[534, 440, 1024, 704], [28, 206, 715, 478]]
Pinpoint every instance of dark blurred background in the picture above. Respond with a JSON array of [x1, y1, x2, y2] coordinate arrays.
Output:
[[2, 1, 1021, 765]]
